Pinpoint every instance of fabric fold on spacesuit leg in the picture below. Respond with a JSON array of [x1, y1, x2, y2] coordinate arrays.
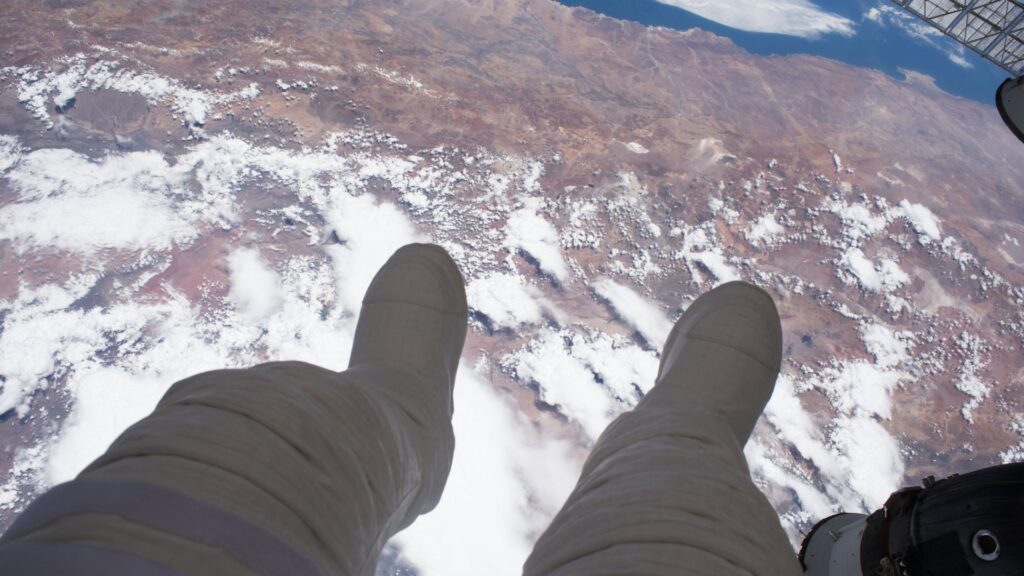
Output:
[[525, 282, 800, 576], [0, 361, 455, 576], [523, 406, 801, 576]]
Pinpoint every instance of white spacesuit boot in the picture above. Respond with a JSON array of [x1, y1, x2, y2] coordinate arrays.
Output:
[[641, 280, 784, 444], [524, 281, 802, 576]]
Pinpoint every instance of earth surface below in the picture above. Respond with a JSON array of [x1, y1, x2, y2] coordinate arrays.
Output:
[[1, 1, 1024, 574]]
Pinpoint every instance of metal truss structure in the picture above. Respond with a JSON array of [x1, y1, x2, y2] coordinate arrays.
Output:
[[891, 0, 1024, 76]]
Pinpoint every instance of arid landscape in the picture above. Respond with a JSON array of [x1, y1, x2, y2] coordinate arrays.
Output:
[[2, 0, 1024, 573]]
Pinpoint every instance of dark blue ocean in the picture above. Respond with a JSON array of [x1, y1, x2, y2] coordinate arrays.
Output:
[[558, 0, 1009, 105]]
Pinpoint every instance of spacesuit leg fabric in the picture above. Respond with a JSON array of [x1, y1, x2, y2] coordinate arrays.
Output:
[[0, 244, 466, 576], [523, 282, 803, 576], [0, 362, 454, 576]]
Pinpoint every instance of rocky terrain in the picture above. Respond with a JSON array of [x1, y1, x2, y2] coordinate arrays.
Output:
[[1, 0, 1024, 573]]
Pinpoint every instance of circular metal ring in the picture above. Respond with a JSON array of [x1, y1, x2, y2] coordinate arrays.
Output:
[[972, 530, 1000, 561]]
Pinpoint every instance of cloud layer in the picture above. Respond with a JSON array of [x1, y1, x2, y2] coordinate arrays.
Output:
[[3, 48, 1005, 574], [655, 0, 856, 39], [865, 5, 975, 69]]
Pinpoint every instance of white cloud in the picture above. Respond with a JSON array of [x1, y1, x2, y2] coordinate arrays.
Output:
[[45, 367, 172, 484], [820, 360, 903, 420], [227, 248, 284, 322], [898, 199, 942, 244], [953, 332, 989, 423], [0, 148, 197, 253], [831, 414, 904, 507], [1000, 420, 1024, 464], [877, 258, 910, 290], [744, 440, 836, 523], [260, 258, 353, 368], [814, 337, 909, 505], [466, 273, 546, 330], [655, 0, 855, 39], [502, 327, 659, 440], [746, 212, 785, 247], [860, 322, 913, 368], [505, 328, 614, 439], [505, 199, 570, 283], [0, 445, 46, 512], [865, 5, 942, 43], [0, 134, 21, 172], [827, 199, 891, 246], [5, 53, 260, 129], [839, 248, 908, 293], [840, 248, 881, 291], [0, 280, 140, 418], [864, 4, 976, 69], [946, 49, 973, 69], [393, 364, 579, 576], [0, 186, 190, 252], [324, 192, 425, 314], [673, 223, 740, 285], [755, 320, 910, 520], [690, 251, 740, 283], [176, 136, 255, 225], [761, 375, 843, 482], [592, 278, 673, 348], [567, 333, 659, 403]]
